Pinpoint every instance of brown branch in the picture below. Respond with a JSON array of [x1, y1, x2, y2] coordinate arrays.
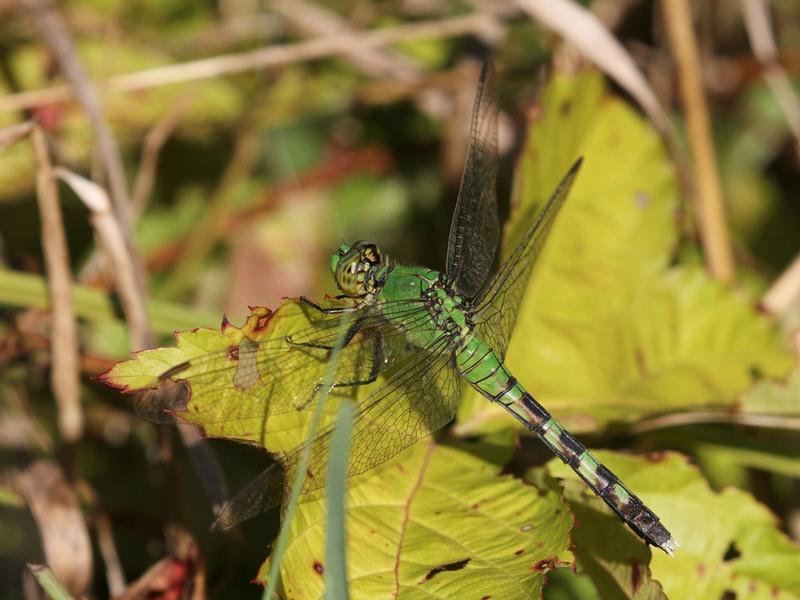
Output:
[[17, 461, 93, 596], [761, 251, 800, 316], [514, 0, 673, 135], [741, 0, 800, 159], [31, 125, 82, 442], [630, 410, 800, 434], [0, 120, 33, 152], [18, 0, 132, 233], [131, 87, 198, 219], [53, 168, 152, 350], [662, 0, 735, 282], [0, 13, 492, 113]]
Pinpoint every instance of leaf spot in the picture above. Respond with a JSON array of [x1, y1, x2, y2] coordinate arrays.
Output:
[[634, 347, 648, 375], [419, 558, 470, 583], [634, 192, 651, 209], [631, 560, 642, 592], [531, 558, 556, 572], [227, 345, 239, 361], [723, 541, 741, 562], [720, 591, 736, 600], [514, 549, 524, 556], [312, 561, 324, 575]]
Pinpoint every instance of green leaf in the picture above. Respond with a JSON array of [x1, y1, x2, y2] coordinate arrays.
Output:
[[529, 460, 667, 600], [458, 71, 793, 435], [101, 301, 341, 453], [547, 451, 800, 599], [259, 441, 574, 599], [740, 368, 800, 416]]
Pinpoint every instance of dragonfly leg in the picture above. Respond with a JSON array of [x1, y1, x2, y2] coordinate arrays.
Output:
[[298, 296, 359, 315], [293, 331, 384, 410], [287, 311, 367, 354]]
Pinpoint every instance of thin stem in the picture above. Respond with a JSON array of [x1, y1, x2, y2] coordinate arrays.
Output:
[[18, 0, 132, 232], [662, 0, 735, 282], [761, 251, 800, 316], [27, 564, 76, 600], [31, 126, 82, 442], [741, 0, 800, 159], [0, 14, 491, 113], [630, 411, 800, 434]]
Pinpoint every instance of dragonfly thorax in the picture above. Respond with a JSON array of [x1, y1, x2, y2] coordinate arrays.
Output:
[[330, 241, 387, 298], [424, 279, 473, 344]]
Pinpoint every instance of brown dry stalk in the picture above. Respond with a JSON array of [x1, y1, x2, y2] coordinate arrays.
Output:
[[17, 461, 93, 595], [761, 251, 800, 316], [741, 0, 800, 159], [18, 0, 132, 233], [0, 13, 490, 113], [54, 168, 152, 350], [0, 120, 33, 152], [131, 86, 199, 219], [662, 0, 735, 282], [515, 0, 672, 135], [30, 125, 82, 442]]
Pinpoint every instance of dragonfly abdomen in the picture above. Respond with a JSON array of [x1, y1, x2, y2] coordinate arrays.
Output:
[[458, 336, 678, 555]]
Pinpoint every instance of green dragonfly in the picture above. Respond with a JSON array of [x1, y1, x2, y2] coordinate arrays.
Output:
[[134, 63, 676, 555]]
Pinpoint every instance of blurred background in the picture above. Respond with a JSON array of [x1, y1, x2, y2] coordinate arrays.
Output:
[[0, 0, 799, 598]]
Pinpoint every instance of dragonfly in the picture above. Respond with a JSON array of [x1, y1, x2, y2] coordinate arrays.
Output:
[[134, 63, 677, 555]]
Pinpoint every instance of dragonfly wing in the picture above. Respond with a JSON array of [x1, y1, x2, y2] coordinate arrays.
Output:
[[446, 61, 500, 299], [211, 461, 284, 531], [211, 335, 460, 530], [472, 158, 582, 357], [133, 300, 430, 429]]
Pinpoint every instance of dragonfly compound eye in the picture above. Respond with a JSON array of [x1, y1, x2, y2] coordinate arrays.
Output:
[[334, 247, 365, 296]]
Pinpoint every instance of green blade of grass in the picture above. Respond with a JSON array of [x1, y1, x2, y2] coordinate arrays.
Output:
[[0, 267, 218, 334], [263, 313, 353, 600], [27, 563, 75, 600], [325, 400, 354, 600]]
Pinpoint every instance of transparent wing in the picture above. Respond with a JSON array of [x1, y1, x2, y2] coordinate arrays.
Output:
[[472, 158, 582, 357], [446, 61, 500, 299], [134, 299, 431, 426], [212, 335, 460, 530]]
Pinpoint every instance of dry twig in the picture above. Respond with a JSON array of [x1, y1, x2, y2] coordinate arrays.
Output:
[[53, 168, 152, 350], [0, 13, 493, 113], [31, 125, 82, 442], [630, 410, 800, 434], [131, 87, 198, 219], [761, 251, 800, 316], [17, 461, 93, 596], [0, 120, 33, 151], [662, 0, 735, 282], [741, 0, 800, 159], [18, 0, 132, 232], [514, 0, 672, 135]]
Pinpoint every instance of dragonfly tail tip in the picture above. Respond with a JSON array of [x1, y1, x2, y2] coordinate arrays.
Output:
[[660, 536, 680, 556]]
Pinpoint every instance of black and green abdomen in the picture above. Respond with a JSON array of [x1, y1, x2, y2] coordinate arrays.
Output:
[[457, 334, 676, 553]]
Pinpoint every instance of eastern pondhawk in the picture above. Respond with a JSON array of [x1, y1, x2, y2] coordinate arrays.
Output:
[[134, 63, 676, 555]]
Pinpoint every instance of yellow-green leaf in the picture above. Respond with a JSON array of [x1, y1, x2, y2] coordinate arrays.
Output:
[[548, 451, 800, 599], [260, 442, 574, 599], [458, 71, 793, 435]]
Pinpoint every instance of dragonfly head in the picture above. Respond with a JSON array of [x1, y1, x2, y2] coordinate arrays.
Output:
[[331, 241, 384, 297]]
